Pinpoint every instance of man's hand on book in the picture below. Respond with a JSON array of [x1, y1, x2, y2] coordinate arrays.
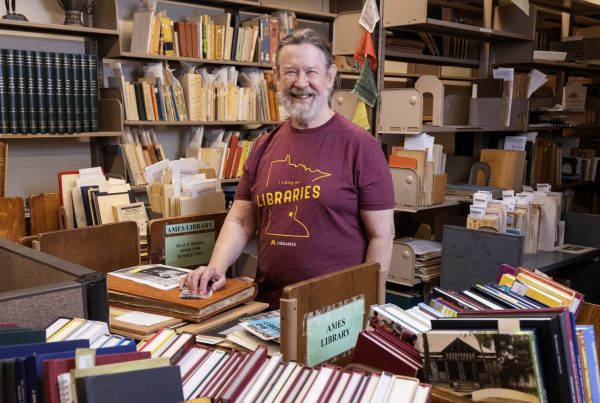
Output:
[[179, 266, 226, 296]]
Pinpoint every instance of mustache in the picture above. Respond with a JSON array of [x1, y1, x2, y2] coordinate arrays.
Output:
[[287, 88, 317, 97]]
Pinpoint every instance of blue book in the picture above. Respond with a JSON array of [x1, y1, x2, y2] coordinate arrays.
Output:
[[0, 339, 89, 360]]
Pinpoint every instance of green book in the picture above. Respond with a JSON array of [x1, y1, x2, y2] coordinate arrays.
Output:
[[33, 51, 47, 134], [0, 329, 45, 347], [71, 54, 82, 133], [4, 50, 18, 134], [87, 54, 99, 132], [79, 54, 90, 133], [14, 50, 28, 134], [24, 50, 38, 134], [43, 52, 56, 134], [62, 53, 74, 133], [53, 52, 66, 134], [0, 50, 8, 134]]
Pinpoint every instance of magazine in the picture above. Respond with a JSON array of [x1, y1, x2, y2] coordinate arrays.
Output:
[[239, 310, 281, 341], [108, 264, 192, 290]]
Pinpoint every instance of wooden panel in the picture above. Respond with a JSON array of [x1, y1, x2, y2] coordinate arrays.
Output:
[[0, 197, 25, 241], [29, 192, 60, 236], [280, 262, 383, 366], [0, 142, 6, 197], [38, 221, 140, 273]]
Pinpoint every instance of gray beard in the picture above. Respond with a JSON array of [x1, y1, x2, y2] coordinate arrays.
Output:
[[277, 89, 329, 125]]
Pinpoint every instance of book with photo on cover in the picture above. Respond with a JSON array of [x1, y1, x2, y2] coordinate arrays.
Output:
[[417, 330, 545, 402], [108, 264, 191, 290]]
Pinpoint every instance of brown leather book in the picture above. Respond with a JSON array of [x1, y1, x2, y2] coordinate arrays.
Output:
[[108, 276, 257, 322]]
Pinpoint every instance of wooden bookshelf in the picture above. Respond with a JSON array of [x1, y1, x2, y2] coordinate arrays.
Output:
[[124, 120, 264, 126], [0, 132, 122, 139], [0, 19, 119, 36], [115, 52, 263, 68]]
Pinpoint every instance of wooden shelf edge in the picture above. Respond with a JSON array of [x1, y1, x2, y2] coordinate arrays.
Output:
[[0, 19, 118, 36], [0, 132, 121, 139], [124, 120, 283, 126], [115, 52, 264, 67]]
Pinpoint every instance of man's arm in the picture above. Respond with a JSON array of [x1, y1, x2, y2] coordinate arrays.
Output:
[[181, 200, 256, 294], [360, 209, 395, 273]]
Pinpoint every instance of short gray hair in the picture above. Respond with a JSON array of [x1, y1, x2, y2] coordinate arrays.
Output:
[[275, 28, 340, 95]]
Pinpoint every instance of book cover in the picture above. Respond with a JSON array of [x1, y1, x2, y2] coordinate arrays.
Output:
[[107, 276, 257, 322], [33, 51, 47, 134], [53, 52, 65, 134], [4, 49, 18, 133], [24, 50, 38, 134], [14, 50, 28, 134], [0, 50, 7, 134], [86, 54, 99, 132], [62, 53, 74, 133], [418, 330, 545, 402]]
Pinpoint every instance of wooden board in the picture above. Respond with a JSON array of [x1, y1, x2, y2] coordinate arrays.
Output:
[[148, 212, 227, 269], [576, 301, 600, 355], [29, 192, 60, 236], [0, 197, 25, 242], [0, 142, 7, 198], [38, 221, 139, 273], [280, 262, 384, 367]]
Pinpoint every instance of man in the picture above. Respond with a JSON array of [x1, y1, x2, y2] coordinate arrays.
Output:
[[181, 28, 395, 308]]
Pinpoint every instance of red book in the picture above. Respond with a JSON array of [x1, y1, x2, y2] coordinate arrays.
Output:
[[43, 351, 150, 403], [196, 351, 238, 398], [352, 331, 421, 377], [229, 143, 243, 179], [190, 22, 199, 58], [212, 353, 250, 401], [185, 22, 193, 59], [219, 345, 268, 403], [280, 366, 312, 403], [174, 21, 187, 57], [223, 132, 239, 179], [317, 365, 343, 402]]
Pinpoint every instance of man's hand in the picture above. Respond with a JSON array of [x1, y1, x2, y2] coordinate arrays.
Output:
[[179, 266, 226, 295]]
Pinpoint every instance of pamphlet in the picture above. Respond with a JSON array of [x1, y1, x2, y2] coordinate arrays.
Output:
[[108, 264, 191, 290]]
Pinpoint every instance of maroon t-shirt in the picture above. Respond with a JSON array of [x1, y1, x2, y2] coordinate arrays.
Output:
[[235, 113, 394, 307]]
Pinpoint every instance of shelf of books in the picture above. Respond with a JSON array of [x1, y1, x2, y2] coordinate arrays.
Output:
[[123, 120, 264, 126], [115, 52, 264, 67], [0, 132, 122, 139], [0, 19, 119, 37]]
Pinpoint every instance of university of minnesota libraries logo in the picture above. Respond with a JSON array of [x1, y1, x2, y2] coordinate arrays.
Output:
[[257, 155, 331, 239]]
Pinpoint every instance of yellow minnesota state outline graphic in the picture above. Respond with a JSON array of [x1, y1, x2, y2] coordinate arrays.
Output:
[[260, 155, 331, 238]]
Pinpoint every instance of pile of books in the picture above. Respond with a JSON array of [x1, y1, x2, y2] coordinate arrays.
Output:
[[107, 264, 257, 322], [0, 319, 139, 403], [174, 344, 432, 402]]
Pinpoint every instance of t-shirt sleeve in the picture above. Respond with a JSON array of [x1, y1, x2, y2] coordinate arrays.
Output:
[[357, 137, 395, 211]]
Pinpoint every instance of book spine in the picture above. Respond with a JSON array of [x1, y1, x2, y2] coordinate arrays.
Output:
[[15, 50, 28, 134], [87, 54, 99, 132], [79, 54, 91, 132], [53, 52, 66, 134], [33, 51, 47, 134], [71, 54, 82, 133], [24, 50, 38, 134], [0, 49, 8, 134], [4, 49, 18, 133], [133, 82, 147, 121], [62, 53, 74, 133]]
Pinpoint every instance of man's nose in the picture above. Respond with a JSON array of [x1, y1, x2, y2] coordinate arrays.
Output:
[[294, 72, 309, 87]]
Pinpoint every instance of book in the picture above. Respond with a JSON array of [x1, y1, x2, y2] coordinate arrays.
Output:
[[108, 264, 191, 291], [108, 276, 257, 322], [75, 365, 183, 403]]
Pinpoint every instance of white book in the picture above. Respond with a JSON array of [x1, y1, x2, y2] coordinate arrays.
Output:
[[90, 333, 110, 348], [64, 320, 95, 341], [272, 364, 303, 403], [339, 371, 366, 403], [256, 363, 285, 403], [139, 328, 178, 357], [350, 375, 369, 403], [412, 384, 432, 403], [177, 346, 209, 379], [161, 332, 194, 360], [79, 322, 110, 345], [301, 365, 336, 403], [329, 371, 351, 402], [358, 374, 380, 403], [384, 376, 418, 403], [242, 353, 283, 403], [295, 369, 318, 402], [237, 359, 270, 402], [153, 331, 179, 358], [47, 318, 86, 342], [45, 317, 71, 340], [184, 349, 227, 399], [130, 10, 155, 54], [382, 304, 430, 333], [370, 372, 394, 403], [461, 290, 505, 310], [263, 361, 298, 403]]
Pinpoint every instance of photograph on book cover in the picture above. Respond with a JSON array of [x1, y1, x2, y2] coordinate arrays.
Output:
[[108, 264, 192, 290], [418, 330, 544, 402]]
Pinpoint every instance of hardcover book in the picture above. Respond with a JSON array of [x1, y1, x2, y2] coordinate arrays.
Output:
[[107, 276, 257, 322]]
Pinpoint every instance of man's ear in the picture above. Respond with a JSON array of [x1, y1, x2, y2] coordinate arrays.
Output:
[[327, 63, 338, 88]]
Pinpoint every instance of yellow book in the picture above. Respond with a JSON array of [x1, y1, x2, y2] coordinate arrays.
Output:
[[515, 272, 575, 308], [501, 273, 564, 307], [149, 13, 162, 55], [138, 328, 177, 357], [161, 17, 175, 56], [498, 273, 516, 288], [47, 318, 86, 342]]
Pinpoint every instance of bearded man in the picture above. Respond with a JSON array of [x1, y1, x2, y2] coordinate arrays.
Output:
[[181, 29, 395, 308]]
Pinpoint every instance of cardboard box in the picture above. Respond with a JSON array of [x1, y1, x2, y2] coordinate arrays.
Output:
[[175, 190, 225, 216]]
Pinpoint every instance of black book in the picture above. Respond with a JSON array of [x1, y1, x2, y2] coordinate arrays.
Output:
[[469, 284, 522, 309], [0, 50, 8, 134], [33, 51, 47, 134], [62, 53, 74, 133], [80, 54, 91, 132], [133, 82, 147, 121], [433, 313, 574, 403], [87, 54, 98, 132], [14, 50, 28, 134], [53, 52, 66, 134], [71, 54, 82, 133], [24, 50, 38, 134], [75, 365, 184, 403], [1, 359, 18, 403], [4, 50, 17, 134]]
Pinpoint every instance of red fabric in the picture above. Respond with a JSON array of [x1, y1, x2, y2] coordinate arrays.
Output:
[[353, 30, 378, 72]]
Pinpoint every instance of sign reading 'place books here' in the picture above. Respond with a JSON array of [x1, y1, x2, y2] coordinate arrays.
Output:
[[306, 296, 364, 367], [164, 220, 216, 267]]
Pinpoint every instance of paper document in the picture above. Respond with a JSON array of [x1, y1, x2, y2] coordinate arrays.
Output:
[[115, 311, 175, 327]]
